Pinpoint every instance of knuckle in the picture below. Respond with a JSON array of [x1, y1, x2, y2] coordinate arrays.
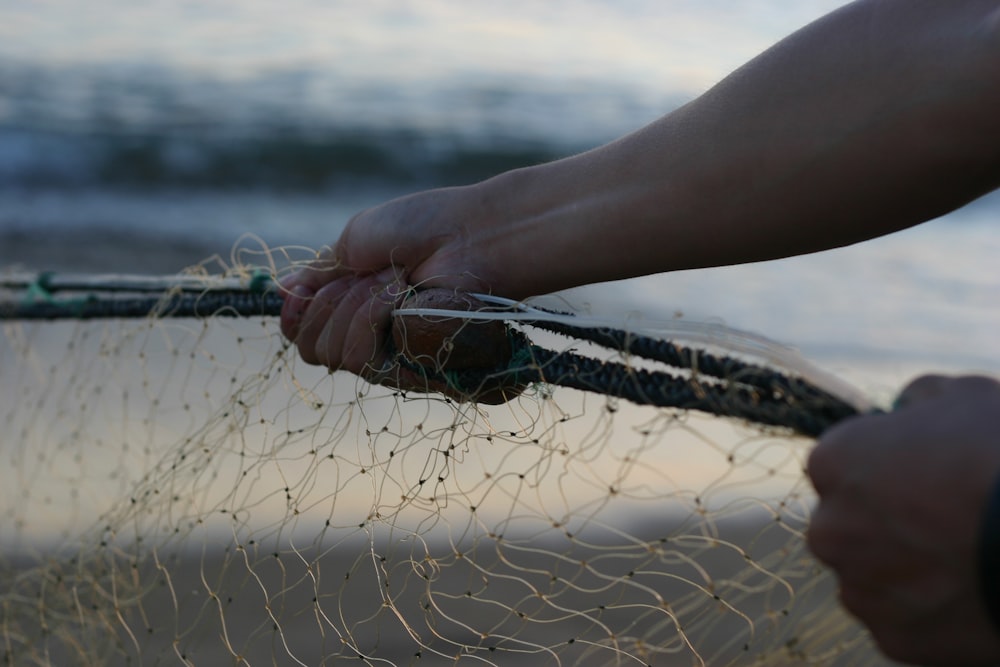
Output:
[[894, 373, 951, 408], [807, 410, 886, 495], [954, 373, 1000, 395]]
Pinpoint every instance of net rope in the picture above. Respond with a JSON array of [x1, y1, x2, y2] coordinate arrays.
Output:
[[0, 273, 862, 437], [0, 243, 885, 666]]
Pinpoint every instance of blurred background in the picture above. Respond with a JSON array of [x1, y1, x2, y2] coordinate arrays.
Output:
[[1, 0, 998, 390], [0, 0, 858, 268]]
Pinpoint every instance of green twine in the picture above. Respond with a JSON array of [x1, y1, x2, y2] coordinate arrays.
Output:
[[23, 271, 56, 303], [247, 270, 274, 294], [18, 271, 98, 317]]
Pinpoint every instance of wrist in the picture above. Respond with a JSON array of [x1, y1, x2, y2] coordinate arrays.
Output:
[[468, 162, 613, 297], [473, 146, 680, 297]]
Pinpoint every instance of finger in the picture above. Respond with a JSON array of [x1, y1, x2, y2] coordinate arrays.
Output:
[[892, 373, 952, 410], [805, 501, 842, 567], [835, 578, 903, 635], [278, 242, 348, 294], [805, 486, 874, 569], [280, 284, 314, 342], [279, 247, 352, 343], [807, 490, 909, 578], [950, 374, 1000, 396], [806, 412, 873, 496], [295, 278, 354, 366], [340, 274, 404, 378], [313, 268, 401, 375], [833, 582, 931, 666]]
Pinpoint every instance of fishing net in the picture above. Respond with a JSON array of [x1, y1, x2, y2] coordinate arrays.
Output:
[[1, 242, 885, 666]]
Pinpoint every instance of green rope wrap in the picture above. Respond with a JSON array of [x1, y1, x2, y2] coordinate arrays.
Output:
[[24, 271, 56, 303], [247, 270, 274, 295]]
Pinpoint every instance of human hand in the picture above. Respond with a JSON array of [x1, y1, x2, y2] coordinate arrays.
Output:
[[279, 185, 522, 402], [807, 374, 1000, 665]]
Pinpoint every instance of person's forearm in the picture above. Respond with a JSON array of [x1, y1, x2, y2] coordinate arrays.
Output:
[[467, 0, 1000, 297]]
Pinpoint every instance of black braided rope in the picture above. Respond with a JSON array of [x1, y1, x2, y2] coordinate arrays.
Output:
[[526, 318, 848, 410], [0, 292, 285, 320], [2, 287, 860, 435], [524, 346, 857, 437], [401, 330, 859, 438]]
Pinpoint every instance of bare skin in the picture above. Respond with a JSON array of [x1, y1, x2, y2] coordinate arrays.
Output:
[[808, 375, 1000, 665], [281, 0, 1000, 375], [280, 1, 1000, 663]]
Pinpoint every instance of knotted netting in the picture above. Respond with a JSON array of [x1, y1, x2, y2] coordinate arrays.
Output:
[[1, 243, 886, 666]]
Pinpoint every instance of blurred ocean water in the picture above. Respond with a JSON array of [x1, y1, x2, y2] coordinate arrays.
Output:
[[0, 2, 846, 226], [0, 0, 997, 379]]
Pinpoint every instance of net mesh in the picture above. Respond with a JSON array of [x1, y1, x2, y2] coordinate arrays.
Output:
[[1, 245, 883, 666]]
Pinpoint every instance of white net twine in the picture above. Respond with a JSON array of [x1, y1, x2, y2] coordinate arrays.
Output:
[[0, 246, 884, 666]]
